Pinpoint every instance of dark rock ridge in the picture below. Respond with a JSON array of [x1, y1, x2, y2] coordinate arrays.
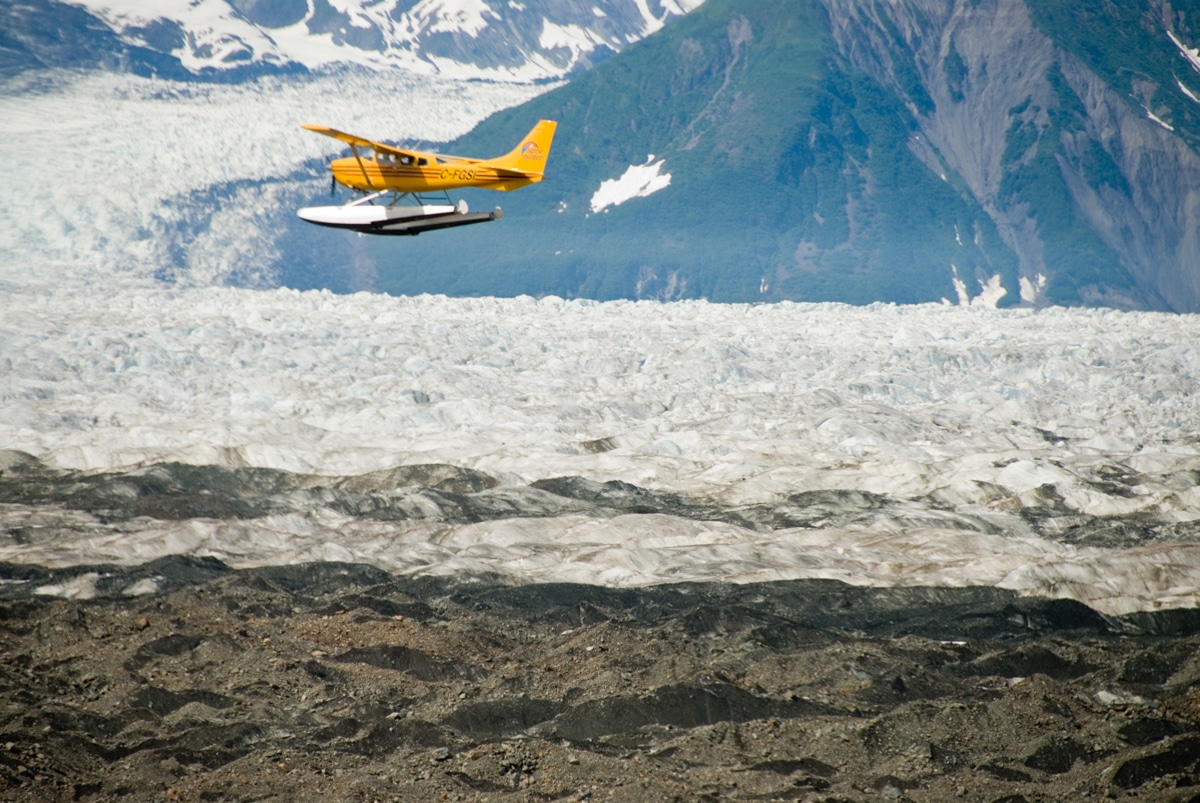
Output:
[[1, 561, 1200, 800]]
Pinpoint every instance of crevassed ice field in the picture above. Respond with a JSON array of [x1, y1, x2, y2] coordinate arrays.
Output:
[[3, 70, 1200, 617], [6, 285, 1200, 616]]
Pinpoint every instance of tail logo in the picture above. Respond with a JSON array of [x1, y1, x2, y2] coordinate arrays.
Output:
[[520, 141, 544, 161]]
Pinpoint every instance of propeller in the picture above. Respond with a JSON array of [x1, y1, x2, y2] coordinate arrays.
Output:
[[330, 173, 336, 197]]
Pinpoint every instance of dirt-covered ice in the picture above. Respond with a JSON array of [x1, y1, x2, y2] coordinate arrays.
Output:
[[3, 564, 1200, 802]]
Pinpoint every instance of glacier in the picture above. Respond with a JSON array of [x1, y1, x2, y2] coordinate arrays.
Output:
[[3, 284, 1200, 616], [0, 68, 552, 291]]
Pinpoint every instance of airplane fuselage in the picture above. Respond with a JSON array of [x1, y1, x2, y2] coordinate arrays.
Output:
[[330, 156, 535, 194], [300, 119, 555, 235]]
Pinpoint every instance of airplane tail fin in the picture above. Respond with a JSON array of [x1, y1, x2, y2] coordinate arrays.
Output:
[[487, 120, 557, 181]]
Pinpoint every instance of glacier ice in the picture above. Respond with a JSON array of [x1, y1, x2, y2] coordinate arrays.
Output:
[[2, 284, 1200, 615], [0, 69, 553, 291]]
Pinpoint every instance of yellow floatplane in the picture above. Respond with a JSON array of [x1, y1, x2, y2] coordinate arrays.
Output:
[[298, 120, 557, 235]]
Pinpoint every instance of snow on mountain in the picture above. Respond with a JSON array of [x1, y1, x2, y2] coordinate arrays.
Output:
[[590, 155, 671, 213], [3, 284, 1200, 615], [64, 0, 706, 81]]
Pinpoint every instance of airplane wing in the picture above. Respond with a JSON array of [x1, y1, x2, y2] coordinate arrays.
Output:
[[301, 124, 422, 160]]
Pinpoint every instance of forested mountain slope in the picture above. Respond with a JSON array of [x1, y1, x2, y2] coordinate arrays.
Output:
[[375, 0, 1200, 311]]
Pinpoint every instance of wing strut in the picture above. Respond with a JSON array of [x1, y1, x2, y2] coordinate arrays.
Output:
[[349, 145, 374, 189]]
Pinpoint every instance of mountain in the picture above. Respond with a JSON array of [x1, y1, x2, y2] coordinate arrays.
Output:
[[5, 0, 1200, 311], [365, 0, 1200, 311], [1, 0, 704, 82]]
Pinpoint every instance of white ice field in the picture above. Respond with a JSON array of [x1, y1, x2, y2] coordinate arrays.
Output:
[[0, 69, 552, 291], [4, 286, 1200, 616], [2, 69, 1200, 616]]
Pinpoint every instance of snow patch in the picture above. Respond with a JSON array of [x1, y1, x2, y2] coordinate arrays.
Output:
[[1169, 30, 1200, 74], [632, 0, 706, 33], [539, 19, 607, 59], [1143, 105, 1175, 131], [75, 0, 292, 73], [1177, 78, 1200, 105], [950, 266, 1006, 308], [411, 0, 497, 38], [1020, 272, 1047, 305], [590, 156, 672, 213]]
